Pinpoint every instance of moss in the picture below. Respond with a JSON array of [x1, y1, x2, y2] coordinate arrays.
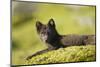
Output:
[[26, 45, 96, 65]]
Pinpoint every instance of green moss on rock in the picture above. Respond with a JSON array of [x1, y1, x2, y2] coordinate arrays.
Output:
[[26, 45, 96, 65]]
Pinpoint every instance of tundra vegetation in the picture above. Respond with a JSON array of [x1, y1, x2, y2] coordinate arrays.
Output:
[[27, 45, 95, 65]]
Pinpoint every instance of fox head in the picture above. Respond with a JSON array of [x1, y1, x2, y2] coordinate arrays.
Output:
[[36, 18, 59, 43]]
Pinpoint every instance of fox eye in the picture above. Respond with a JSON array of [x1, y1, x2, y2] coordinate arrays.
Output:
[[44, 27, 47, 30], [41, 31, 44, 34]]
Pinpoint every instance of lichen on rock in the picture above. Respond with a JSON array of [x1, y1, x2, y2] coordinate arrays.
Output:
[[26, 45, 96, 65]]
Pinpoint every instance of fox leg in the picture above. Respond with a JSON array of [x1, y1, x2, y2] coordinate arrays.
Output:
[[26, 47, 55, 60]]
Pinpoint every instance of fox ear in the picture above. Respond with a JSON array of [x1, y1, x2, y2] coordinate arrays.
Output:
[[48, 18, 55, 27], [36, 21, 42, 31]]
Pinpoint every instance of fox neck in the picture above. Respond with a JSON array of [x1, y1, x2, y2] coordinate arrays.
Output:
[[48, 28, 60, 42], [45, 30, 64, 48]]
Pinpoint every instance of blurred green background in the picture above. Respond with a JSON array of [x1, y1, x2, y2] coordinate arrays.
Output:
[[12, 1, 96, 65]]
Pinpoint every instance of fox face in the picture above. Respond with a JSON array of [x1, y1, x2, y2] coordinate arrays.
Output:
[[36, 19, 58, 43]]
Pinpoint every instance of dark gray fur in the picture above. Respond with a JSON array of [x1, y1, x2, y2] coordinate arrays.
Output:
[[26, 18, 95, 60]]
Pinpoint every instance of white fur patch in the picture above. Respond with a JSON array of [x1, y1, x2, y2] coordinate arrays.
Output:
[[40, 34, 48, 42]]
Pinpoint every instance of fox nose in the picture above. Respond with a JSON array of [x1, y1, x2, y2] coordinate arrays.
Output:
[[41, 34, 44, 37], [41, 31, 48, 35]]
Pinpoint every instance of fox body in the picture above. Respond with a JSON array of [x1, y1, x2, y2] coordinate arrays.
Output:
[[26, 18, 95, 60]]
